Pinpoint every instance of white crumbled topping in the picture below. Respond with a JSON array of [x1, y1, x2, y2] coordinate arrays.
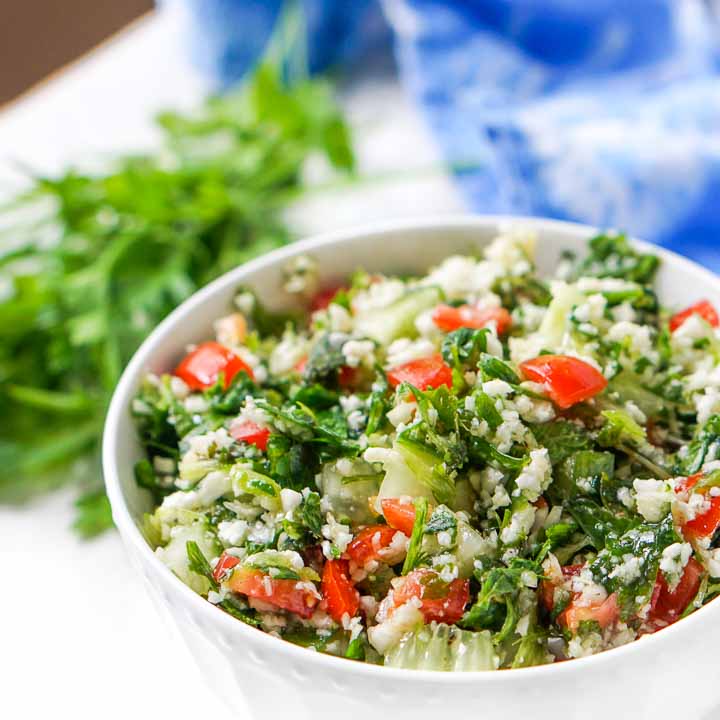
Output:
[[437, 530, 453, 548], [280, 488, 303, 514], [415, 308, 440, 337], [514, 448, 552, 502], [363, 446, 399, 465], [162, 470, 230, 510], [500, 503, 536, 545], [153, 456, 176, 474], [484, 227, 536, 275], [624, 401, 647, 425], [170, 376, 190, 399], [514, 394, 556, 424], [321, 513, 353, 559], [567, 632, 604, 659], [341, 339, 375, 368], [633, 478, 673, 522], [269, 331, 307, 375], [482, 379, 514, 397], [352, 278, 405, 314], [248, 520, 275, 545], [386, 337, 436, 368], [422, 255, 502, 301], [695, 388, 720, 426], [508, 334, 546, 365], [367, 598, 424, 654], [387, 400, 417, 428], [233, 396, 271, 429], [607, 321, 657, 362], [577, 277, 639, 293], [473, 467, 511, 512], [335, 458, 355, 477], [707, 548, 720, 578], [485, 329, 504, 358], [659, 543, 692, 590], [340, 394, 364, 414], [283, 255, 319, 295], [571, 568, 608, 607], [516, 614, 531, 637], [573, 294, 607, 324], [233, 291, 255, 315], [676, 491, 712, 523], [218, 519, 249, 546], [188, 428, 234, 457], [673, 312, 714, 341], [611, 301, 637, 323], [608, 554, 642, 583], [326, 303, 354, 333], [184, 394, 210, 414], [617, 487, 635, 510]]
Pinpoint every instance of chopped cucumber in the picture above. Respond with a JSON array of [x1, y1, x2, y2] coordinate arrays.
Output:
[[374, 447, 435, 510], [156, 521, 220, 594], [385, 622, 498, 671], [539, 282, 584, 348], [355, 286, 442, 345], [395, 435, 455, 505], [320, 464, 381, 525]]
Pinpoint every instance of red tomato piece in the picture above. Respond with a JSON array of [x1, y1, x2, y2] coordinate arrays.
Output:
[[338, 365, 358, 388], [174, 341, 254, 390], [294, 356, 308, 374], [519, 354, 607, 409], [228, 567, 319, 619], [346, 525, 400, 567], [322, 559, 360, 623], [540, 564, 583, 613], [669, 300, 720, 333], [675, 473, 720, 542], [212, 551, 240, 583], [229, 420, 271, 451], [310, 285, 347, 313], [648, 557, 703, 627], [562, 593, 619, 632], [387, 353, 452, 391], [381, 498, 416, 537], [392, 569, 470, 625], [431, 304, 512, 335]]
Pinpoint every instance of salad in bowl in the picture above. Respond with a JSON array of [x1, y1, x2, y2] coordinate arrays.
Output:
[[130, 225, 720, 672]]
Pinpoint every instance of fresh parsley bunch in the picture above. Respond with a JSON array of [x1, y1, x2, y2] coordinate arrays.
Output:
[[0, 63, 354, 536]]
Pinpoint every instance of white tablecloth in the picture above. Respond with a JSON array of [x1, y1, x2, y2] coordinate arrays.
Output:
[[0, 7, 460, 719]]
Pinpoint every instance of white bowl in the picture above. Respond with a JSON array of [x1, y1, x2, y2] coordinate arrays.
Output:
[[103, 216, 720, 720]]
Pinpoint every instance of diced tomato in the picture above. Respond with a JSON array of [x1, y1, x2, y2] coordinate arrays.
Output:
[[674, 473, 720, 542], [294, 356, 308, 374], [212, 551, 240, 583], [338, 365, 358, 388], [322, 559, 360, 623], [669, 300, 719, 333], [174, 341, 254, 390], [519, 354, 607, 409], [310, 285, 346, 313], [346, 525, 400, 567], [648, 557, 703, 627], [562, 593, 619, 632], [391, 569, 470, 624], [228, 567, 319, 619], [540, 564, 583, 613], [229, 420, 271, 451], [431, 304, 512, 335], [387, 353, 452, 392], [381, 498, 416, 536]]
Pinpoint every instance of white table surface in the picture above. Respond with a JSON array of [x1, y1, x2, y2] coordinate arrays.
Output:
[[0, 7, 461, 719]]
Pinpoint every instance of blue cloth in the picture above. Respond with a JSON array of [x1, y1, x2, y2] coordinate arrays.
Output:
[[172, 0, 720, 271]]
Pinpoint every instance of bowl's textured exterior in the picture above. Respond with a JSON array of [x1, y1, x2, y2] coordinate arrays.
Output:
[[104, 216, 720, 720]]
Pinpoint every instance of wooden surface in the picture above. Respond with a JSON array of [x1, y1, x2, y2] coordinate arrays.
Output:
[[0, 0, 152, 105]]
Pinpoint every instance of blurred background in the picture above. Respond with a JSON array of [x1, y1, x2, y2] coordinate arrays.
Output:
[[1, 1, 719, 718]]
